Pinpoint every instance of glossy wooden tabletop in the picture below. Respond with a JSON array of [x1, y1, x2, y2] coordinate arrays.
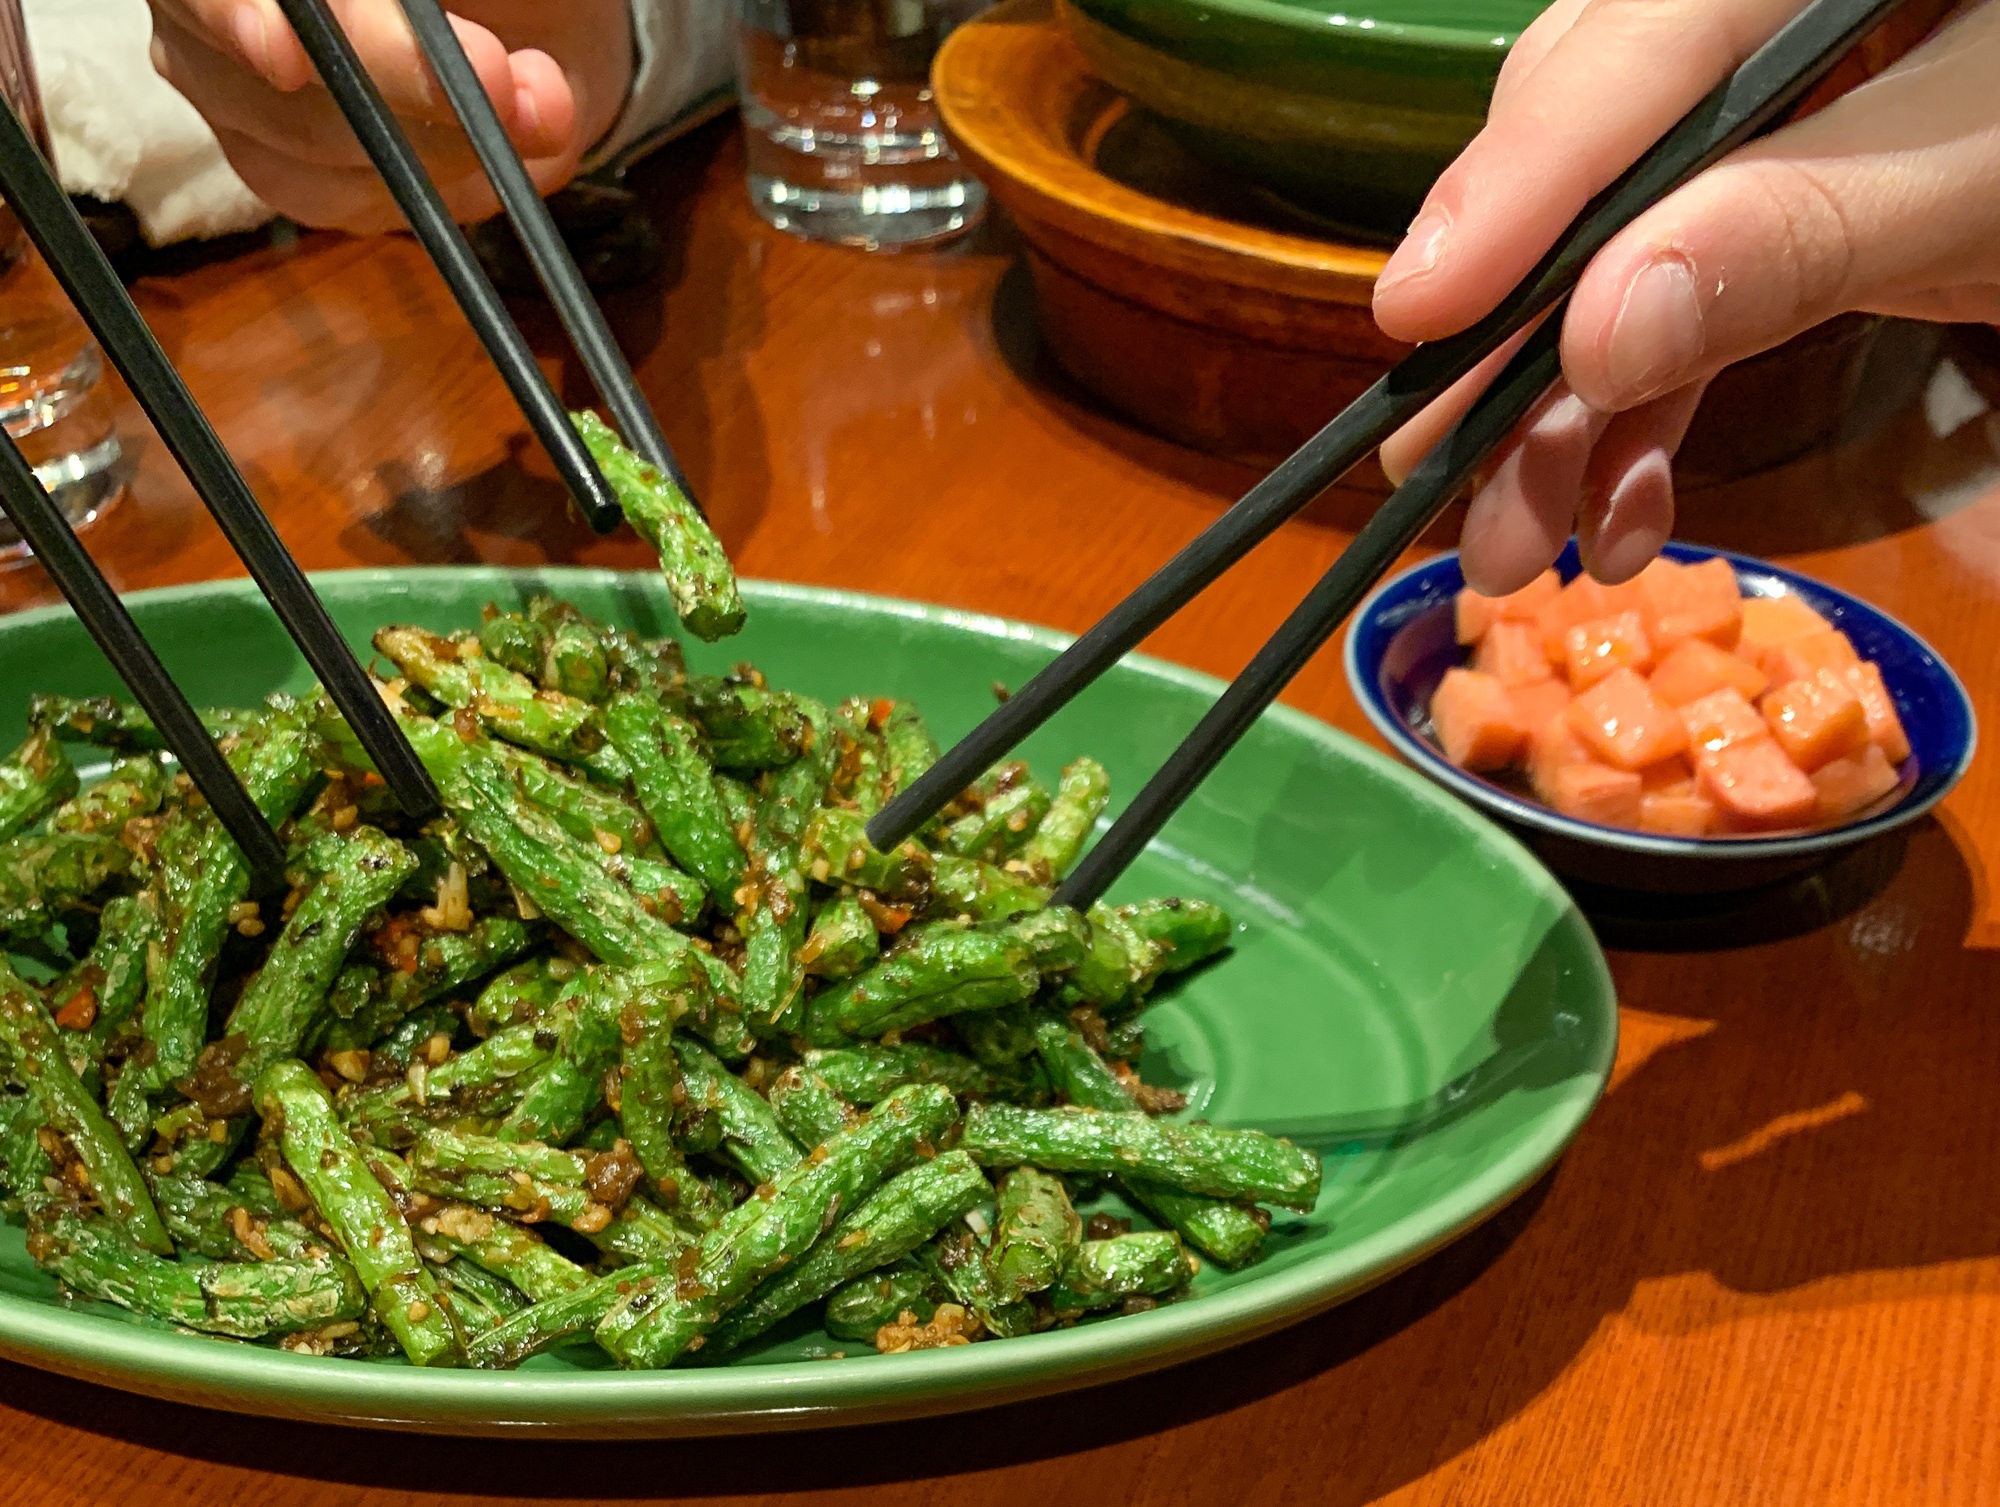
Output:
[[4, 120, 2000, 1506]]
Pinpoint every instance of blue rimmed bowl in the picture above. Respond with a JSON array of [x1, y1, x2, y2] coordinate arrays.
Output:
[[1344, 541, 1978, 895]]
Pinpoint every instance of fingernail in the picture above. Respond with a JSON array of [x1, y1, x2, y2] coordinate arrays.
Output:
[[232, 3, 272, 79], [1583, 450, 1675, 583], [513, 83, 543, 140], [1376, 207, 1451, 293], [1606, 253, 1705, 404]]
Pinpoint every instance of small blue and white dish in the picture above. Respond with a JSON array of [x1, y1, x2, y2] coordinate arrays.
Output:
[[1344, 540, 1978, 894]]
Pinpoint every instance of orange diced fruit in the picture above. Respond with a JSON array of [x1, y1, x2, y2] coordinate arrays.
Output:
[[1548, 761, 1645, 827], [1763, 627, 1860, 686], [1455, 570, 1561, 645], [1739, 594, 1831, 674], [1640, 787, 1717, 837], [1507, 678, 1571, 740], [1639, 757, 1696, 792], [1431, 668, 1530, 772], [1474, 620, 1557, 686], [1649, 638, 1769, 708], [1811, 743, 1901, 823], [1697, 739, 1818, 831], [1535, 576, 1612, 664], [1679, 687, 1769, 756], [1840, 661, 1910, 764], [1562, 611, 1654, 690], [1639, 555, 1743, 652], [1762, 668, 1870, 772], [1529, 716, 1590, 805], [1568, 668, 1687, 771]]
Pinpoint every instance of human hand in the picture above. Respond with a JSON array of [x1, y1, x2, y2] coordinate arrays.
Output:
[[1371, 0, 2000, 594], [147, 0, 635, 233]]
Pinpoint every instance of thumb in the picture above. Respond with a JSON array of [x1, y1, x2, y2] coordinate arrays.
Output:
[[1559, 1, 2000, 415]]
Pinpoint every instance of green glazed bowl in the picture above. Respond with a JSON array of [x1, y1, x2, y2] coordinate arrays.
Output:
[[0, 569, 1614, 1435], [1055, 0, 1542, 240]]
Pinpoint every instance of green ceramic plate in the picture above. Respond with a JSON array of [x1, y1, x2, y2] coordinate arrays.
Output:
[[0, 568, 1614, 1436]]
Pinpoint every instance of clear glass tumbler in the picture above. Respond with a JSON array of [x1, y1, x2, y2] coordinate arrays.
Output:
[[0, 0, 122, 559], [735, 0, 991, 250]]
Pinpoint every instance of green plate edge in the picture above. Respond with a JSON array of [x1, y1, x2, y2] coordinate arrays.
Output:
[[0, 568, 1616, 1437]]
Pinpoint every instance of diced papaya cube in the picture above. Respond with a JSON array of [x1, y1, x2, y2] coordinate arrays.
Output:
[[1639, 555, 1743, 652], [1840, 661, 1910, 764], [1679, 687, 1769, 756], [1567, 668, 1687, 772], [1562, 611, 1654, 690], [1763, 627, 1860, 686], [1535, 576, 1615, 665], [1507, 678, 1571, 738], [1697, 739, 1818, 831], [1639, 757, 1696, 793], [1649, 638, 1769, 708], [1738, 594, 1831, 674], [1529, 717, 1591, 805], [1639, 787, 1717, 837], [1762, 668, 1869, 772], [1431, 669, 1530, 772], [1811, 743, 1901, 823], [1548, 761, 1644, 828], [1455, 570, 1561, 645], [1474, 620, 1557, 686]]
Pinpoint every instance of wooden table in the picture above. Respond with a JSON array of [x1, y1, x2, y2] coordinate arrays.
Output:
[[5, 119, 2000, 1506]]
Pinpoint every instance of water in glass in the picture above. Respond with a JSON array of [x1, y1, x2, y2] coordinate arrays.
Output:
[[736, 0, 990, 250]]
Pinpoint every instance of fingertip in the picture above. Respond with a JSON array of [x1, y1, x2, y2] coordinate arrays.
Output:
[[507, 49, 577, 157], [1577, 449, 1675, 583]]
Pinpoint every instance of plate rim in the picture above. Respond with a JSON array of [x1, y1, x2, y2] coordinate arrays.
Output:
[[0, 567, 1618, 1433]]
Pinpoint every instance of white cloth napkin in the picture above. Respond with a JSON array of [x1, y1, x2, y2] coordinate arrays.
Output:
[[25, 0, 272, 247], [21, 0, 736, 247]]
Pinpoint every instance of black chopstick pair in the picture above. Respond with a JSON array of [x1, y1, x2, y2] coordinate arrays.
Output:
[[870, 0, 1917, 910], [0, 0, 692, 876]]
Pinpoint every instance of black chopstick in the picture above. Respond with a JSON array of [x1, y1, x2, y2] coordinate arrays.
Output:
[[867, 0, 1911, 854], [1053, 318, 1565, 910], [393, 0, 699, 504], [0, 428, 287, 883], [0, 100, 442, 826], [270, 0, 626, 535]]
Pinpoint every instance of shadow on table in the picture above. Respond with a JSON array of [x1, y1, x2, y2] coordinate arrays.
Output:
[[3, 810, 1996, 1507]]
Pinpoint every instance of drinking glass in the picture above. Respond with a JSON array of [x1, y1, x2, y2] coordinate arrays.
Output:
[[735, 0, 991, 250], [0, 0, 123, 558]]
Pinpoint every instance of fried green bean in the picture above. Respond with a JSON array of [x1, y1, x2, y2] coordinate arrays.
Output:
[[146, 1168, 328, 1262], [879, 702, 939, 795], [594, 1082, 959, 1367], [0, 728, 77, 841], [255, 1059, 460, 1365], [465, 1256, 671, 1368], [477, 609, 546, 678], [823, 1260, 937, 1341], [0, 832, 134, 941], [960, 1104, 1321, 1211], [799, 921, 1038, 1046], [988, 1165, 1080, 1302], [800, 895, 879, 980], [1019, 757, 1110, 881], [316, 912, 537, 1056], [673, 1036, 802, 1186], [804, 1042, 1021, 1104], [801, 806, 933, 904], [1048, 1231, 1198, 1313], [541, 616, 610, 704], [28, 1206, 366, 1338], [466, 956, 576, 1037], [915, 1227, 1033, 1339], [605, 692, 746, 901], [48, 755, 163, 838], [765, 1065, 857, 1151], [615, 974, 725, 1227], [930, 854, 1049, 922], [942, 773, 1051, 864], [1031, 1014, 1266, 1266], [337, 1021, 551, 1147], [686, 676, 810, 771], [572, 409, 744, 642], [0, 960, 169, 1252], [709, 1150, 988, 1353], [411, 1200, 591, 1303], [485, 738, 657, 856], [49, 892, 159, 1070]]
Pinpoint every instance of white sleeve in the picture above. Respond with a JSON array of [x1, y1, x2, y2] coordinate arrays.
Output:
[[586, 0, 737, 173]]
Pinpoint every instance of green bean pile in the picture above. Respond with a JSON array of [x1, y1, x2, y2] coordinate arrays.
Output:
[[0, 422, 1319, 1369]]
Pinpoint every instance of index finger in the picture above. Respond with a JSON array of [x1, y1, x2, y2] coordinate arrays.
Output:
[[156, 0, 515, 125], [1371, 0, 1811, 344]]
